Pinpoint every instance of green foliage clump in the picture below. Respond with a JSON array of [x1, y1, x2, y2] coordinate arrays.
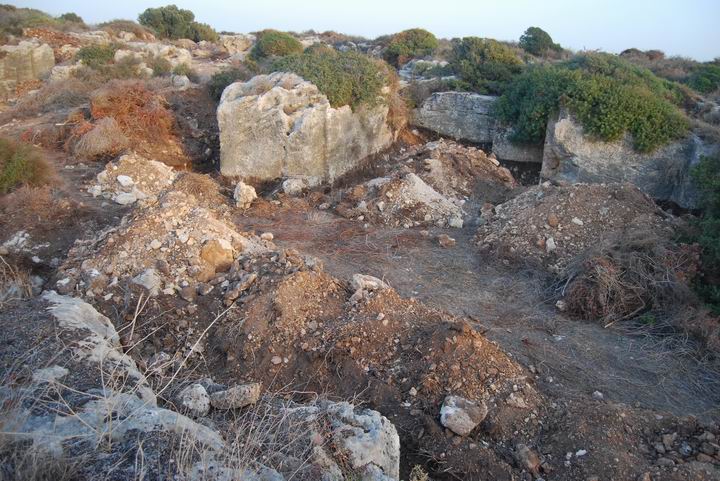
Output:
[[449, 37, 524, 95], [0, 4, 56, 37], [138, 4, 218, 42], [208, 65, 257, 101], [495, 53, 689, 152], [58, 12, 84, 24], [271, 49, 388, 109], [0, 138, 52, 194], [383, 28, 438, 67], [691, 154, 720, 312], [76, 44, 118, 69], [172, 62, 196, 79], [686, 64, 720, 94], [519, 26, 561, 56], [250, 30, 303, 60], [147, 55, 172, 77]]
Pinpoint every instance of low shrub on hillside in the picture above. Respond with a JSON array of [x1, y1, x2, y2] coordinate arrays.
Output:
[[687, 64, 720, 94], [495, 54, 689, 152], [250, 30, 303, 60], [76, 44, 118, 69], [172, 62, 197, 80], [691, 154, 720, 312], [58, 12, 84, 25], [0, 138, 54, 194], [519, 26, 561, 56], [383, 28, 438, 67], [138, 5, 218, 42], [271, 49, 389, 109], [7, 78, 96, 119], [98, 19, 155, 40], [73, 117, 130, 160], [449, 37, 524, 95], [147, 55, 173, 77], [208, 64, 257, 101]]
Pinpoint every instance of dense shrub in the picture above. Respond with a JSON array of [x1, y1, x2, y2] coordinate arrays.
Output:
[[138, 5, 218, 42], [0, 138, 53, 194], [208, 65, 256, 101], [0, 4, 56, 38], [691, 154, 720, 312], [250, 30, 303, 60], [519, 26, 561, 56], [686, 64, 720, 94], [172, 62, 196, 80], [58, 12, 83, 24], [449, 37, 524, 95], [272, 49, 388, 109], [383, 28, 438, 67], [495, 61, 689, 152], [147, 55, 173, 77], [76, 44, 118, 69]]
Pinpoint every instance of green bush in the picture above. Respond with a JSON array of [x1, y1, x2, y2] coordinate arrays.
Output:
[[449, 37, 524, 95], [686, 64, 720, 94], [76, 44, 118, 69], [0, 4, 57, 37], [208, 65, 256, 101], [147, 55, 172, 77], [0, 138, 53, 194], [519, 27, 560, 56], [271, 49, 388, 109], [383, 28, 438, 67], [173, 62, 196, 80], [691, 154, 720, 312], [495, 62, 689, 152], [59, 12, 84, 24], [250, 30, 303, 60], [138, 4, 218, 42]]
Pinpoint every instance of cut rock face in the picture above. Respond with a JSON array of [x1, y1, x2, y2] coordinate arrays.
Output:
[[0, 40, 54, 97], [412, 92, 497, 144], [218, 72, 394, 182], [542, 109, 718, 209]]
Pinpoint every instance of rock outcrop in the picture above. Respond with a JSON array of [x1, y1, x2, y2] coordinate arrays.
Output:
[[218, 72, 394, 183], [0, 40, 54, 98], [412, 91, 496, 144], [220, 33, 255, 54], [492, 124, 544, 164], [542, 109, 716, 209]]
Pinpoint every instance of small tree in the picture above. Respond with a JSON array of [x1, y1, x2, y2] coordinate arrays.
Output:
[[383, 28, 438, 67], [138, 5, 218, 42], [519, 27, 561, 56]]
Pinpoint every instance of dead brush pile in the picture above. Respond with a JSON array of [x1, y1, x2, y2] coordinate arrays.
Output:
[[67, 81, 188, 165], [558, 226, 720, 352]]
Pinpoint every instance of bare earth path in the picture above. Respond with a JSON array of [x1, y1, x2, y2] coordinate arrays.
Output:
[[233, 201, 720, 419]]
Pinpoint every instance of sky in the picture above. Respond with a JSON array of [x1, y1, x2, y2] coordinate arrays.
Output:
[[7, 0, 720, 61]]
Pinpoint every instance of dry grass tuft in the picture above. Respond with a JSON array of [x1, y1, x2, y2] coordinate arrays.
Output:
[[72, 117, 129, 160], [171, 172, 226, 208], [0, 138, 55, 194], [0, 256, 32, 307], [0, 442, 82, 481], [7, 78, 98, 119]]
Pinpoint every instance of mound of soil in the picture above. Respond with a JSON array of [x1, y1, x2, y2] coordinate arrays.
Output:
[[335, 139, 517, 229], [476, 182, 672, 272]]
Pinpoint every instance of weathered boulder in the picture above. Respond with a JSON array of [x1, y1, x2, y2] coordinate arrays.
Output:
[[412, 91, 496, 144], [542, 109, 716, 209], [0, 40, 54, 97], [440, 395, 488, 436], [218, 72, 394, 182], [492, 124, 544, 164], [220, 33, 255, 54]]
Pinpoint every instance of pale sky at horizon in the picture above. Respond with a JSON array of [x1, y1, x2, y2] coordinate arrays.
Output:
[[6, 0, 719, 61]]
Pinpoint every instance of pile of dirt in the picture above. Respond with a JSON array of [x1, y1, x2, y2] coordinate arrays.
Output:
[[335, 140, 517, 228], [87, 152, 177, 205], [476, 182, 672, 272], [56, 181, 270, 299]]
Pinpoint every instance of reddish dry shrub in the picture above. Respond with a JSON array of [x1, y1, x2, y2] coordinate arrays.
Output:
[[73, 117, 129, 160], [90, 81, 174, 140]]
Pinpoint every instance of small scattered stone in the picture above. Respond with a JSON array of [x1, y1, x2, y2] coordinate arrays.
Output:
[[260, 232, 274, 241], [440, 395, 488, 436], [271, 356, 282, 365], [178, 383, 210, 417], [209, 383, 261, 410], [438, 234, 456, 248], [547, 213, 560, 228]]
